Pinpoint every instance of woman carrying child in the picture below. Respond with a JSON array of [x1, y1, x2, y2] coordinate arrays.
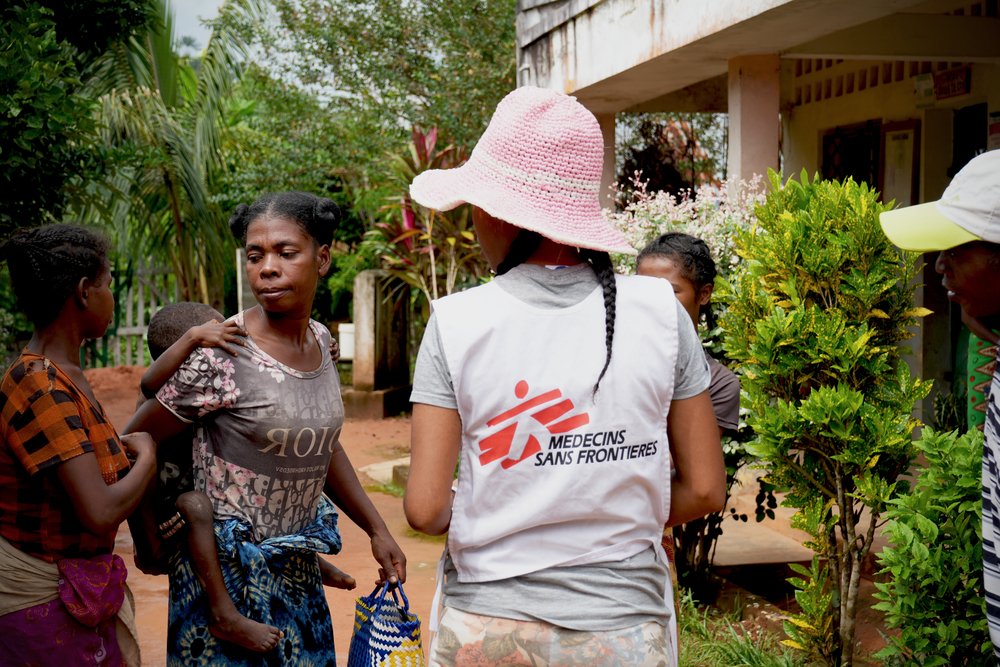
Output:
[[0, 224, 156, 666], [127, 193, 406, 665], [404, 86, 726, 666], [130, 301, 356, 654]]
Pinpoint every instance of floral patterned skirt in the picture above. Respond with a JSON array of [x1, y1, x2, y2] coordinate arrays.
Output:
[[428, 607, 674, 667]]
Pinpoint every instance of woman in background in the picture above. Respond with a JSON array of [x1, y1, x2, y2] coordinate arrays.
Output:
[[0, 224, 155, 666]]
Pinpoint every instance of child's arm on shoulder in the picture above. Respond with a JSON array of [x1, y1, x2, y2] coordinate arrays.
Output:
[[140, 320, 246, 398]]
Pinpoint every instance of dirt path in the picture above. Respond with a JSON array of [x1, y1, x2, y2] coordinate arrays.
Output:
[[85, 365, 890, 665], [87, 367, 440, 667]]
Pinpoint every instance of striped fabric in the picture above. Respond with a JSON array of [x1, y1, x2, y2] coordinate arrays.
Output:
[[983, 365, 1000, 661], [348, 583, 423, 667], [0, 351, 129, 563]]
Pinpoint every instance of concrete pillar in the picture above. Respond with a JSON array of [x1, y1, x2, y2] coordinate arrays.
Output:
[[727, 55, 781, 192], [902, 109, 952, 427], [594, 113, 616, 210], [343, 269, 411, 418], [236, 249, 256, 313]]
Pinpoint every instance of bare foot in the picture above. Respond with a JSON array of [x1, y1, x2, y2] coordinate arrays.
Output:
[[319, 558, 357, 590], [209, 611, 284, 652]]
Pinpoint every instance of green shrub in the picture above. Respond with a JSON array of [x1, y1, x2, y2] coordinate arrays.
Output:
[[718, 170, 930, 667], [0, 2, 151, 232], [873, 428, 992, 666], [369, 126, 489, 323]]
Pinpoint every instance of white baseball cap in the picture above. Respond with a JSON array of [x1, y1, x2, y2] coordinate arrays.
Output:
[[880, 149, 1000, 251]]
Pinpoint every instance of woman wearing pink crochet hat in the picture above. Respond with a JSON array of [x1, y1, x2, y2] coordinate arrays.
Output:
[[404, 86, 726, 666]]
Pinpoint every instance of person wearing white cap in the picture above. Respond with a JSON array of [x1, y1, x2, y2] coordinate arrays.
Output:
[[879, 149, 1000, 661], [403, 86, 726, 666]]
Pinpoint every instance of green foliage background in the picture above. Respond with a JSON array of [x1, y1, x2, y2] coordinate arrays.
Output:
[[241, 0, 517, 197], [616, 112, 729, 196], [0, 1, 152, 234], [874, 428, 992, 666]]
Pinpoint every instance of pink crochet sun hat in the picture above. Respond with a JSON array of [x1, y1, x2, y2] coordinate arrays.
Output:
[[409, 86, 636, 256]]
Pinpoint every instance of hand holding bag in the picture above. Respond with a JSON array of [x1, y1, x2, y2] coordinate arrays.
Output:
[[347, 582, 424, 667]]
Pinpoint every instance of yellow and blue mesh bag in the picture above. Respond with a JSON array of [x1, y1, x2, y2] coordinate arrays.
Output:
[[347, 582, 424, 667]]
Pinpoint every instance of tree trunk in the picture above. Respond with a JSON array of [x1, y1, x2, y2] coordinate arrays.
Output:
[[835, 467, 856, 667], [163, 169, 196, 301]]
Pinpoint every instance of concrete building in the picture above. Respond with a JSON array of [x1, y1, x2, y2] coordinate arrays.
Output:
[[517, 0, 1000, 417]]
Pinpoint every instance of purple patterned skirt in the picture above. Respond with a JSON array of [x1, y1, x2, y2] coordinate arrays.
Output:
[[0, 553, 128, 666]]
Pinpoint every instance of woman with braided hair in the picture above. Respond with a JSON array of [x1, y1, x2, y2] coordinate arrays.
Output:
[[126, 191, 407, 666], [404, 87, 726, 666], [637, 232, 741, 438], [0, 224, 155, 666]]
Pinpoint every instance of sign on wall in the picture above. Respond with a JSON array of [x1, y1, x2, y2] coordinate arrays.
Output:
[[914, 67, 972, 108], [934, 67, 972, 101], [914, 74, 935, 109]]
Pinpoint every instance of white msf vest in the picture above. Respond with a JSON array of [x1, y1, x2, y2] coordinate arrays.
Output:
[[433, 273, 679, 583]]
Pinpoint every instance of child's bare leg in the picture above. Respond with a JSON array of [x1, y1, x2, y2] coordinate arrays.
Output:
[[318, 556, 356, 590], [176, 491, 284, 652]]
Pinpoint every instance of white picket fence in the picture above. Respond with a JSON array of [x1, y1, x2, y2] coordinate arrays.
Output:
[[108, 259, 178, 367]]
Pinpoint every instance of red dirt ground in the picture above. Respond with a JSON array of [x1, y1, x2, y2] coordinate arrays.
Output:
[[85, 366, 441, 667], [84, 365, 891, 667]]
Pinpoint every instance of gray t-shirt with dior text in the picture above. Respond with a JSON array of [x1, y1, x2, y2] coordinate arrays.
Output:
[[157, 311, 343, 541], [411, 263, 711, 631]]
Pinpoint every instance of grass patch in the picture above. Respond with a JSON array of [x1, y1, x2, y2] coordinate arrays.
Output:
[[364, 482, 405, 498], [404, 528, 447, 543], [678, 590, 807, 667], [337, 362, 352, 387]]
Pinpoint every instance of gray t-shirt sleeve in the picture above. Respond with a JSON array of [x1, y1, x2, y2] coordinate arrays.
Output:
[[671, 301, 711, 400], [410, 313, 457, 409]]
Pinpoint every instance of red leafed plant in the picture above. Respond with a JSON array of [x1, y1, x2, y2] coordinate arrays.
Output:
[[369, 126, 489, 320]]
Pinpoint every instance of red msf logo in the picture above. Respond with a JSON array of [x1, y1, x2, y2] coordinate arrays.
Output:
[[478, 380, 590, 469]]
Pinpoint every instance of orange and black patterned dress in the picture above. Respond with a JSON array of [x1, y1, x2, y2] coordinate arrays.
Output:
[[0, 350, 131, 665]]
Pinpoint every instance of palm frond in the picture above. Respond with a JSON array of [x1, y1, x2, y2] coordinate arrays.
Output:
[[85, 0, 265, 304], [190, 0, 266, 173], [146, 0, 179, 107]]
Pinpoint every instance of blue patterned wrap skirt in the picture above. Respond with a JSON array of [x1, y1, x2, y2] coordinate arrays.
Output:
[[167, 496, 343, 666]]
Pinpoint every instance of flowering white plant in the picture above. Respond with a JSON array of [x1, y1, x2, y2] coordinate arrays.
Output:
[[605, 172, 765, 281], [606, 172, 764, 356]]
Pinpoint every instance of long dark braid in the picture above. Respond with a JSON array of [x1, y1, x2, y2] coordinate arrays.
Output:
[[581, 248, 616, 396], [495, 229, 543, 276]]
